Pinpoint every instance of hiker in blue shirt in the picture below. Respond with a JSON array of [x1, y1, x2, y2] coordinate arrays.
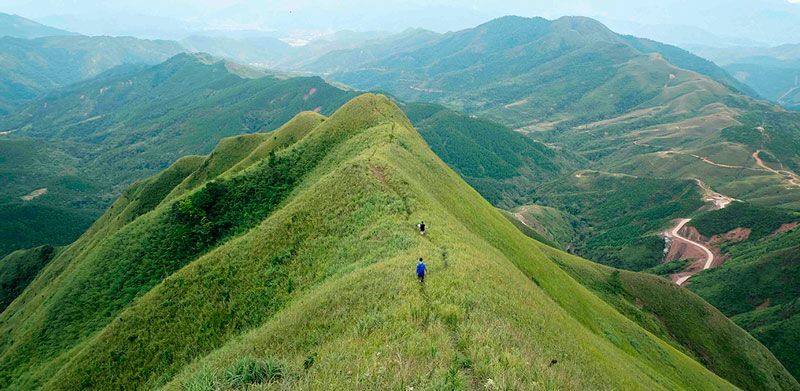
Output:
[[416, 257, 427, 283]]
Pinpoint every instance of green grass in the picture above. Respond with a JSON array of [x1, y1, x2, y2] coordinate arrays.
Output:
[[539, 245, 798, 391], [1, 94, 796, 391], [403, 102, 578, 208], [0, 53, 356, 256], [686, 225, 800, 379], [642, 259, 690, 278], [532, 170, 704, 271], [0, 245, 58, 312], [689, 201, 799, 241]]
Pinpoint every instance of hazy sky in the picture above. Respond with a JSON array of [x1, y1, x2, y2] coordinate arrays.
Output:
[[3, 0, 800, 45]]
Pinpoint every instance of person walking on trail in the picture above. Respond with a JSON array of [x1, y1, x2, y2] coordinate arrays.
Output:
[[416, 258, 427, 283], [417, 221, 426, 235]]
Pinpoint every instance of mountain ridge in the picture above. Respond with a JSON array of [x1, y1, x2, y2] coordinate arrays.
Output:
[[1, 93, 796, 390]]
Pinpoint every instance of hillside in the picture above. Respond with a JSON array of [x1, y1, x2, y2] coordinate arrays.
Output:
[[681, 203, 800, 378], [0, 13, 76, 39], [0, 34, 183, 112], [403, 102, 579, 208], [0, 53, 358, 257], [302, 16, 800, 211], [323, 16, 753, 126], [0, 94, 796, 390], [528, 170, 705, 270]]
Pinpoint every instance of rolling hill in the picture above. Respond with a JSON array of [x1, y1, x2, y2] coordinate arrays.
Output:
[[303, 16, 800, 211], [0, 93, 796, 391], [0, 53, 359, 258]]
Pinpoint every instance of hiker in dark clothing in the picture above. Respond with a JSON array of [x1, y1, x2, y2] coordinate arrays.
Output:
[[417, 221, 426, 235], [416, 257, 427, 283]]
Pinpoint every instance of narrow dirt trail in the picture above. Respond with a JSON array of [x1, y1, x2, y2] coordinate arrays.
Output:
[[667, 218, 715, 285]]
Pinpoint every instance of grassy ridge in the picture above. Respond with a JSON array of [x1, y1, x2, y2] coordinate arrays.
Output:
[[0, 108, 326, 389], [1, 94, 796, 391]]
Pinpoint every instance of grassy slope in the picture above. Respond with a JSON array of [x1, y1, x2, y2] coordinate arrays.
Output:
[[508, 203, 577, 249], [0, 54, 355, 256], [1, 94, 795, 391], [0, 244, 58, 312], [403, 101, 578, 209], [542, 244, 797, 391], [687, 223, 800, 378]]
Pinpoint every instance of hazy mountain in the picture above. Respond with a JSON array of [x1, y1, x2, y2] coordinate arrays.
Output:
[[325, 16, 757, 126], [0, 35, 183, 113], [686, 44, 800, 110], [1, 94, 795, 391], [0, 13, 76, 39]]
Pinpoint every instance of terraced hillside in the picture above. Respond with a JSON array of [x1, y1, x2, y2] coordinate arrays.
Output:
[[1, 94, 796, 391]]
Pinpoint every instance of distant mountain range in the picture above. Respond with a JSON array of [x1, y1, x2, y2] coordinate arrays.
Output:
[[3, 13, 800, 386], [687, 44, 800, 110], [0, 13, 76, 39]]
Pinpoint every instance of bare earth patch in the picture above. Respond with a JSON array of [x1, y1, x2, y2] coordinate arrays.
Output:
[[775, 222, 798, 235], [21, 188, 48, 201]]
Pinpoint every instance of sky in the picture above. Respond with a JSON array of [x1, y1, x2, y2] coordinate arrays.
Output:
[[3, 0, 800, 46]]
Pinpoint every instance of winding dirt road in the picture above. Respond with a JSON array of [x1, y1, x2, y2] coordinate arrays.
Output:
[[668, 218, 715, 285], [752, 150, 800, 188]]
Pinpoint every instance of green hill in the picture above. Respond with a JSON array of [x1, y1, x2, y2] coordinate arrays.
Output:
[[0, 34, 183, 111], [0, 13, 76, 39], [402, 102, 579, 208], [325, 16, 753, 127], [0, 53, 358, 258], [0, 94, 796, 391], [0, 244, 58, 312], [682, 203, 800, 378], [310, 15, 800, 210]]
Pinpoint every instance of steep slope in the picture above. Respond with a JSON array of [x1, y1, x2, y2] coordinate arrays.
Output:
[[681, 203, 800, 377], [0, 53, 356, 257], [0, 13, 76, 39], [1, 94, 796, 391], [404, 102, 579, 208], [0, 35, 183, 111], [0, 244, 58, 312]]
